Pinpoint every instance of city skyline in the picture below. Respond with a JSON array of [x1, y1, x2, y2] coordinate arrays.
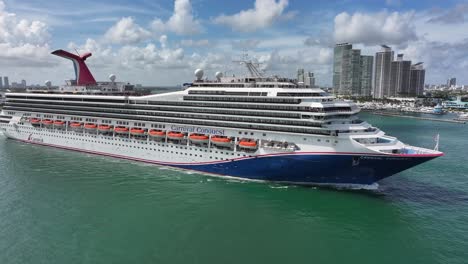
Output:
[[332, 43, 373, 97], [333, 44, 429, 98], [1, 0, 468, 86]]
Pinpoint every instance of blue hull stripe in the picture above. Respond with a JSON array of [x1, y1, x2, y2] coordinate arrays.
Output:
[[177, 154, 437, 185]]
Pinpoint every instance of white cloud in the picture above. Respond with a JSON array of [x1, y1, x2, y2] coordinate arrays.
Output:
[[334, 11, 417, 46], [0, 1, 49, 45], [399, 38, 468, 84], [427, 4, 468, 24], [6, 0, 468, 87], [243, 46, 332, 85], [159, 35, 168, 48], [70, 35, 186, 71], [0, 0, 53, 67], [0, 43, 53, 67], [180, 39, 210, 47], [231, 39, 261, 49], [151, 0, 202, 35], [213, 0, 292, 32], [104, 17, 151, 44], [189, 52, 229, 71]]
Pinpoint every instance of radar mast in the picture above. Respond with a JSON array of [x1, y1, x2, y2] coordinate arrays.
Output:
[[233, 52, 264, 78]]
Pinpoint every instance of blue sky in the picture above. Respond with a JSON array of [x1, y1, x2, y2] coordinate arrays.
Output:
[[1, 0, 468, 86]]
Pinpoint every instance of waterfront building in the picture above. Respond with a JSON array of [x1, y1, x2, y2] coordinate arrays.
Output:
[[390, 54, 412, 97], [305, 71, 315, 88], [0, 76, 3, 89], [410, 63, 425, 96], [298, 69, 316, 88], [447, 77, 456, 88], [349, 49, 362, 96], [333, 43, 352, 96], [360, 56, 373, 97], [374, 45, 394, 98], [333, 43, 371, 97], [443, 96, 468, 109], [3, 76, 9, 89], [297, 68, 305, 85]]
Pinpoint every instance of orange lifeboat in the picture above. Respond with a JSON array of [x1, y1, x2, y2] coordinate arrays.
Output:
[[239, 139, 258, 150], [70, 122, 82, 128], [114, 127, 129, 134], [189, 133, 209, 143], [211, 136, 232, 146], [148, 129, 166, 138], [167, 131, 184, 140], [130, 128, 145, 135], [98, 124, 112, 132], [84, 123, 97, 130], [53, 120, 65, 126], [31, 118, 41, 125], [42, 119, 53, 126]]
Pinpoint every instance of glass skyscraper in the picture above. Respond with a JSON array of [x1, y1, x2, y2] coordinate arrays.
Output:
[[410, 63, 425, 96], [390, 54, 412, 97], [374, 45, 394, 99], [360, 56, 373, 97], [333, 43, 373, 97]]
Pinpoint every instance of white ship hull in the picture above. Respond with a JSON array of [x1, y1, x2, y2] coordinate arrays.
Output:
[[0, 122, 442, 186]]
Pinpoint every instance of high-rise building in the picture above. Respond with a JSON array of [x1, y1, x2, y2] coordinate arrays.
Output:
[[390, 54, 412, 97], [333, 43, 352, 95], [360, 56, 373, 97], [305, 71, 315, 88], [297, 68, 305, 84], [0, 76, 3, 89], [349, 49, 362, 96], [3, 76, 9, 89], [21, 79, 26, 88], [333, 43, 364, 96], [410, 63, 425, 96], [298, 69, 316, 88], [374, 45, 394, 98], [447, 77, 456, 87]]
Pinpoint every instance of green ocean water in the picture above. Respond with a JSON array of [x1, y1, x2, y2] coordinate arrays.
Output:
[[0, 113, 467, 264]]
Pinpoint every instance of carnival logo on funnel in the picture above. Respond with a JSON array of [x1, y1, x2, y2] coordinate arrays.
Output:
[[170, 125, 225, 136]]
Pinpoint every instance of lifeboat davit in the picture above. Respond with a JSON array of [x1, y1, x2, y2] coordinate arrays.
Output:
[[53, 120, 65, 126], [130, 128, 145, 135], [211, 136, 233, 146], [239, 139, 258, 150], [148, 129, 166, 138], [98, 125, 112, 132], [70, 122, 82, 128], [167, 131, 184, 140], [42, 119, 53, 126], [114, 127, 129, 134], [189, 133, 209, 143], [84, 123, 97, 130]]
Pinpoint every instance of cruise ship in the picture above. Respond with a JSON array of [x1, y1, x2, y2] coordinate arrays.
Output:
[[0, 49, 443, 188]]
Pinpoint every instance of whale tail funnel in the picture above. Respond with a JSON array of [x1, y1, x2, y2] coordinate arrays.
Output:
[[52, 49, 97, 86]]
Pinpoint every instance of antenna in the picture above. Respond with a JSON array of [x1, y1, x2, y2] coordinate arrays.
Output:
[[233, 53, 264, 78], [74, 47, 80, 56]]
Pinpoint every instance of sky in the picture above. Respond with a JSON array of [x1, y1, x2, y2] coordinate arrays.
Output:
[[1, 0, 468, 86]]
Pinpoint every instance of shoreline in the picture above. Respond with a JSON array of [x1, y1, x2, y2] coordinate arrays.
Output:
[[366, 110, 466, 124]]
